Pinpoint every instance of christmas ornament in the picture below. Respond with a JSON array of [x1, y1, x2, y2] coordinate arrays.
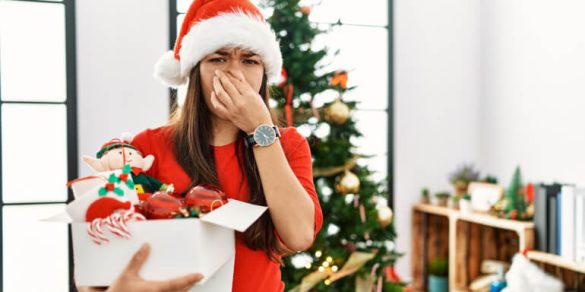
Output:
[[336, 170, 360, 194], [141, 192, 186, 219], [154, 0, 283, 87], [325, 99, 350, 125], [299, 6, 311, 15], [344, 241, 357, 253], [278, 67, 288, 87], [376, 205, 393, 227], [330, 70, 348, 90], [185, 184, 228, 213], [83, 133, 174, 198], [493, 166, 530, 220]]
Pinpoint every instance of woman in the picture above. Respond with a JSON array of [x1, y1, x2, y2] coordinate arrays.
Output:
[[79, 0, 322, 291]]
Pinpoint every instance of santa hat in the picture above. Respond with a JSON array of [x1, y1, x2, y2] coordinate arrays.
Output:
[[96, 133, 140, 159], [154, 0, 283, 88]]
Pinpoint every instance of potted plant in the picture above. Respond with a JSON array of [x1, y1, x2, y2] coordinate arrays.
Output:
[[421, 188, 430, 204], [459, 193, 473, 214], [448, 195, 460, 209], [449, 163, 480, 199], [428, 258, 448, 292], [434, 192, 450, 207]]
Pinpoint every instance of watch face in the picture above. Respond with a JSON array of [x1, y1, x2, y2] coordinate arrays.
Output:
[[254, 125, 276, 146]]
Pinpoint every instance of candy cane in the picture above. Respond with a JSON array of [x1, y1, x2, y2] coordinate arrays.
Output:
[[104, 214, 130, 239], [87, 222, 102, 245], [124, 209, 146, 222], [113, 213, 131, 237], [88, 218, 109, 245], [87, 209, 147, 245]]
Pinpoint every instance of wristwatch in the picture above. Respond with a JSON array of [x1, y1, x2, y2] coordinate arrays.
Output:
[[244, 124, 280, 147]]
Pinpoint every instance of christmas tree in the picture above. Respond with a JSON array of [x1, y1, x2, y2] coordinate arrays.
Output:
[[260, 0, 403, 290]]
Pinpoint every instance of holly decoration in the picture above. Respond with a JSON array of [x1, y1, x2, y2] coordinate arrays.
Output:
[[98, 164, 135, 197]]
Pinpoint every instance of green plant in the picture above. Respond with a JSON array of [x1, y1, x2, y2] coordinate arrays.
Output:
[[435, 192, 450, 199], [422, 188, 430, 198], [428, 258, 448, 277], [461, 193, 471, 200], [483, 175, 498, 184], [449, 163, 480, 185]]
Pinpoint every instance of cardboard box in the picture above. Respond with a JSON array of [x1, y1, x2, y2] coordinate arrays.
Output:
[[46, 171, 267, 291], [72, 200, 266, 291]]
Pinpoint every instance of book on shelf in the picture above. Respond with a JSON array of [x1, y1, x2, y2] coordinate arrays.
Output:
[[576, 189, 585, 263], [533, 183, 584, 263], [560, 185, 575, 260]]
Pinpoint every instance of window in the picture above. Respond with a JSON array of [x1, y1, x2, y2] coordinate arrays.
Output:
[[0, 0, 78, 291], [169, 0, 393, 204]]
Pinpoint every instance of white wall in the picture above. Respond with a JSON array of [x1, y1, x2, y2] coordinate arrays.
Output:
[[394, 0, 482, 279], [76, 0, 170, 177], [395, 0, 585, 280], [480, 0, 585, 185]]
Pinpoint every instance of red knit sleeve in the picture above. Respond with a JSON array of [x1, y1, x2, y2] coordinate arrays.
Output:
[[131, 129, 158, 178], [279, 127, 323, 241]]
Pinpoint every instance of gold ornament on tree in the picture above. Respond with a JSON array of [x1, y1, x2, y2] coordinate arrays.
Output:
[[325, 99, 350, 125], [376, 205, 393, 227], [336, 170, 360, 194]]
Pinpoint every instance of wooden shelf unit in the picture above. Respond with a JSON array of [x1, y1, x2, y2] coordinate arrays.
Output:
[[526, 251, 585, 289], [411, 203, 535, 291]]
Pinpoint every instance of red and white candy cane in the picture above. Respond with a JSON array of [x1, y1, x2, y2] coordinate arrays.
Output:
[[103, 213, 131, 239], [88, 218, 109, 245], [123, 209, 146, 222], [87, 209, 146, 245]]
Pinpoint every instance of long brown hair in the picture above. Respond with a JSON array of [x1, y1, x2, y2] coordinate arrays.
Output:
[[169, 63, 288, 262]]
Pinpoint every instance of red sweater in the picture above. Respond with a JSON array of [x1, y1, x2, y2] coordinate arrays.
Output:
[[132, 125, 323, 292]]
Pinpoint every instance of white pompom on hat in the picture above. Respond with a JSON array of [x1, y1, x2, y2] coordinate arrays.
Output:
[[154, 0, 283, 88]]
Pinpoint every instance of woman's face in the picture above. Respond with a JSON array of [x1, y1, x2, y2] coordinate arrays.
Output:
[[199, 47, 265, 120]]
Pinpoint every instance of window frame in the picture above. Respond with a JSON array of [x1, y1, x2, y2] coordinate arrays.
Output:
[[0, 0, 78, 290]]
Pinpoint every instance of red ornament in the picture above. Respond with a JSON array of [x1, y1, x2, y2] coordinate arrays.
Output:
[[525, 183, 535, 203], [299, 6, 311, 15], [141, 192, 185, 219], [384, 266, 402, 283], [278, 67, 288, 87], [185, 185, 228, 213]]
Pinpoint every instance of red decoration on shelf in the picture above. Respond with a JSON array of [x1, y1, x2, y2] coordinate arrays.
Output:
[[185, 184, 228, 213], [141, 192, 185, 219]]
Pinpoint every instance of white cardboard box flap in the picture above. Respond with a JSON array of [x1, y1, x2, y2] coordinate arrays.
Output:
[[200, 200, 268, 232], [72, 219, 235, 288]]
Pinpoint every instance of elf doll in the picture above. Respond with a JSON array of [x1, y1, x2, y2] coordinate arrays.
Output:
[[83, 133, 174, 201]]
